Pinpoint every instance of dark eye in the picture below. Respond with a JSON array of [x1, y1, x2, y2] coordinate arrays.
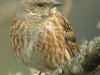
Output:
[[37, 3, 44, 7]]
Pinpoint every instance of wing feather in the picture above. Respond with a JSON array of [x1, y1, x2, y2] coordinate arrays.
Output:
[[57, 15, 80, 56]]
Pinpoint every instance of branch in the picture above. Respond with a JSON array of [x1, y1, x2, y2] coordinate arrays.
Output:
[[51, 36, 100, 75]]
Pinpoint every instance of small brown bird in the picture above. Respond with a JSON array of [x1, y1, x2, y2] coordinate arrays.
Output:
[[11, 0, 79, 74]]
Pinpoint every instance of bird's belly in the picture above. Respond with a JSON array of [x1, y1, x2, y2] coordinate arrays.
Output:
[[20, 32, 71, 72], [20, 39, 57, 72], [16, 23, 72, 72]]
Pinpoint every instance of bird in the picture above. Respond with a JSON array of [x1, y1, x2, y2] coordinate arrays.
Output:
[[11, 0, 80, 75]]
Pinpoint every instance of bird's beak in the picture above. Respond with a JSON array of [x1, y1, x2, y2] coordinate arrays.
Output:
[[52, 1, 63, 6]]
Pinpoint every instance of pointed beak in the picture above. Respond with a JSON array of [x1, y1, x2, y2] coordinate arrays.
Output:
[[52, 1, 63, 6]]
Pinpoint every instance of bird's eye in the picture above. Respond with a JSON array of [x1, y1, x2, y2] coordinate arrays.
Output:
[[37, 3, 44, 7]]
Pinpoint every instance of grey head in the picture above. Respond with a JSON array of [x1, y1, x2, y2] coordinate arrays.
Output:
[[15, 0, 62, 20]]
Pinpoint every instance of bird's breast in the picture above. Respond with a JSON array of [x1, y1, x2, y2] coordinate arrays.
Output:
[[11, 17, 72, 71]]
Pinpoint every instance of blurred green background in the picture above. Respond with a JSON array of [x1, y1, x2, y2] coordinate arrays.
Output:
[[0, 0, 100, 75]]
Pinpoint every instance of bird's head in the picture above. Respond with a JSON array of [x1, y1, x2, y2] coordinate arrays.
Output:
[[15, 0, 62, 20]]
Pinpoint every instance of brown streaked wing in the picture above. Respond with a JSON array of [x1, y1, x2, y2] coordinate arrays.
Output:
[[57, 15, 80, 57]]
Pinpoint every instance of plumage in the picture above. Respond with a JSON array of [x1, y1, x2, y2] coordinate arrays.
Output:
[[11, 0, 79, 74]]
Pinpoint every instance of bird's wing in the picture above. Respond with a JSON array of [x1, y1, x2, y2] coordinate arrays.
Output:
[[57, 14, 80, 57]]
